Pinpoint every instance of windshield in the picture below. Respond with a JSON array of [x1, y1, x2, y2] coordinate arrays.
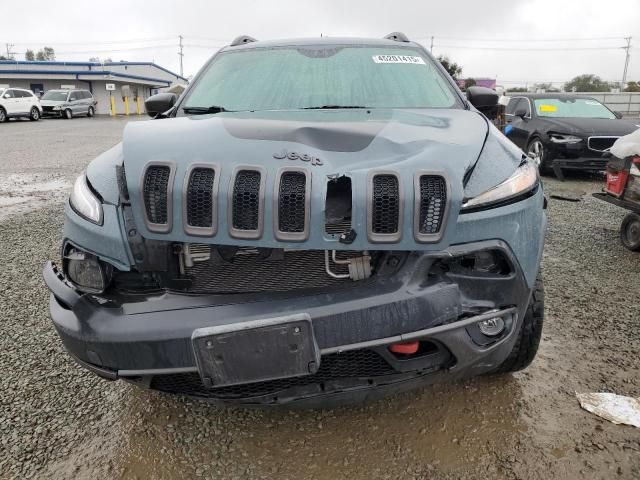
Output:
[[182, 46, 459, 112], [533, 98, 615, 119], [41, 91, 69, 101]]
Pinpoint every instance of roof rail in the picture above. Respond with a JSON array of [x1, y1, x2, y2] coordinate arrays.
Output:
[[230, 35, 258, 47], [384, 32, 410, 43]]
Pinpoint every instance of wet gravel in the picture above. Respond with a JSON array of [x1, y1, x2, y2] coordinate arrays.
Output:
[[0, 120, 639, 479]]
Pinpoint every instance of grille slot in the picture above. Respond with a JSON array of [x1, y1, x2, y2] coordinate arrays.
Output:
[[150, 350, 395, 400], [186, 167, 215, 228], [369, 173, 401, 241], [184, 248, 374, 294], [142, 165, 172, 228], [277, 171, 307, 237], [325, 176, 352, 235], [231, 170, 262, 234], [417, 175, 447, 238], [588, 136, 619, 152]]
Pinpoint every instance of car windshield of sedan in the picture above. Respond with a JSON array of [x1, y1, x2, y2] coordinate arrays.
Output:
[[182, 46, 459, 112], [533, 98, 615, 119], [41, 91, 69, 101]]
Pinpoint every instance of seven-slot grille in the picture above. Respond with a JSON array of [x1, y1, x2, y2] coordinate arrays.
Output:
[[186, 167, 215, 228], [417, 175, 446, 235], [142, 165, 171, 225], [371, 174, 400, 234], [140, 166, 450, 242], [278, 171, 307, 233], [232, 170, 261, 231]]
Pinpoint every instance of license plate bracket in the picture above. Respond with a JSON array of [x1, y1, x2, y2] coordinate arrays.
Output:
[[191, 313, 319, 389]]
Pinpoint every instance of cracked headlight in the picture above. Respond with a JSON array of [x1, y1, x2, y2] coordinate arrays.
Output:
[[69, 173, 103, 225], [462, 161, 539, 211], [549, 133, 582, 144]]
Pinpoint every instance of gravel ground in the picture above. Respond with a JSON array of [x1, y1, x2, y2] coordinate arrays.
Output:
[[0, 119, 639, 479]]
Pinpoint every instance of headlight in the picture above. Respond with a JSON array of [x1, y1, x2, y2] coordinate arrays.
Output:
[[63, 246, 112, 293], [462, 161, 539, 211], [69, 173, 103, 225], [549, 133, 582, 144]]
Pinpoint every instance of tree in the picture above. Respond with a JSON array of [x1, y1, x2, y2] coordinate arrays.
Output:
[[563, 74, 612, 92], [507, 87, 528, 93], [0, 55, 7, 60], [35, 47, 55, 61], [624, 81, 640, 92], [464, 78, 477, 89], [437, 55, 462, 80], [25, 49, 35, 61], [533, 82, 560, 93]]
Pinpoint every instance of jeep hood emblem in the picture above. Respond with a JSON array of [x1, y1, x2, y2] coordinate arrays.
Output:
[[273, 149, 323, 166]]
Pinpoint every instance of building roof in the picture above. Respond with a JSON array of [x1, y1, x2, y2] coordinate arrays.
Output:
[[0, 60, 187, 85]]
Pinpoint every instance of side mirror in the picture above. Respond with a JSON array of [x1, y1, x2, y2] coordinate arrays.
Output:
[[466, 86, 499, 119], [3, 94, 9, 99], [145, 93, 178, 118], [514, 107, 528, 118], [613, 111, 623, 119]]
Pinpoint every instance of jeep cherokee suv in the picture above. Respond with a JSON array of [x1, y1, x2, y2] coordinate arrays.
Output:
[[44, 33, 546, 407]]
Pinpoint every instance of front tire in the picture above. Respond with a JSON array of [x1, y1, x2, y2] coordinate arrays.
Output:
[[63, 109, 72, 120], [87, 106, 94, 117], [29, 107, 40, 121], [620, 213, 640, 251], [493, 274, 544, 373], [0, 107, 6, 123], [527, 138, 552, 175]]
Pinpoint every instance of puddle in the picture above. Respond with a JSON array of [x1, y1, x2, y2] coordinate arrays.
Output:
[[0, 174, 70, 221]]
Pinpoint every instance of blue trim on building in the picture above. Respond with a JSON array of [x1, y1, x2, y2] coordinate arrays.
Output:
[[0, 69, 171, 86], [0, 60, 187, 82]]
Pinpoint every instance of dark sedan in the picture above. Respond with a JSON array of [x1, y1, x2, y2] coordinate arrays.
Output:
[[505, 93, 639, 178]]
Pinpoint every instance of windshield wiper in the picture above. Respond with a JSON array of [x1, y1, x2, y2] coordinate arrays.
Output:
[[302, 105, 368, 110], [182, 105, 232, 115]]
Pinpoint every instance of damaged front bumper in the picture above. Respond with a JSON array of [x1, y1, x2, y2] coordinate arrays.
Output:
[[44, 239, 533, 406]]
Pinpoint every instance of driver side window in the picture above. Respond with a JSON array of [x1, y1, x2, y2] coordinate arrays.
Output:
[[506, 98, 522, 116]]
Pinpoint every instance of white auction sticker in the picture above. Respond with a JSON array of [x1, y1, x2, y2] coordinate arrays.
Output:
[[373, 55, 425, 64]]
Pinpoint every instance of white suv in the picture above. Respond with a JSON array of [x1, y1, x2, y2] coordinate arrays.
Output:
[[0, 87, 43, 122]]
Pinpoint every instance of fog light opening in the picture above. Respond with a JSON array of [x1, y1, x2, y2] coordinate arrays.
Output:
[[477, 317, 505, 337]]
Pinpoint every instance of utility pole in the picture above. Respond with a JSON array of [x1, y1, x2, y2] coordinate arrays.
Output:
[[5, 43, 15, 60], [178, 35, 184, 78], [621, 36, 632, 90], [430, 36, 434, 54]]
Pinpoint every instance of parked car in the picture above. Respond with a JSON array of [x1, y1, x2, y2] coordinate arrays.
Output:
[[43, 33, 546, 407], [0, 87, 42, 122], [40, 89, 96, 119], [505, 93, 639, 179]]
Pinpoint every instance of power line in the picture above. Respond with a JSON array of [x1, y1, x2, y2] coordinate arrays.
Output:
[[431, 44, 630, 51], [15, 37, 175, 46], [423, 34, 627, 43]]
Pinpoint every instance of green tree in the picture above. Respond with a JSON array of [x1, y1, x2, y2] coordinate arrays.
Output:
[[464, 78, 477, 89], [437, 55, 462, 80], [563, 74, 611, 92], [35, 47, 55, 61], [624, 81, 640, 92], [507, 87, 528, 93], [0, 55, 7, 60], [533, 82, 560, 92], [25, 49, 35, 61]]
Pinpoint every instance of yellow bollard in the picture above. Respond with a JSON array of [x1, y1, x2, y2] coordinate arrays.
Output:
[[136, 96, 142, 115], [110, 94, 116, 116], [124, 96, 130, 116]]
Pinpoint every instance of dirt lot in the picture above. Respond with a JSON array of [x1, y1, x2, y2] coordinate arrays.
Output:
[[0, 117, 639, 479]]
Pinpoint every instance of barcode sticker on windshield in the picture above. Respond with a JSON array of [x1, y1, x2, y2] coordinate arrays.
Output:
[[373, 55, 425, 64]]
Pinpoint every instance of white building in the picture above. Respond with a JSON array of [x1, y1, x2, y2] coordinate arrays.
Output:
[[0, 60, 187, 115]]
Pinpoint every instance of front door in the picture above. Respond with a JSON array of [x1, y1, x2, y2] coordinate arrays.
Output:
[[2, 89, 19, 114]]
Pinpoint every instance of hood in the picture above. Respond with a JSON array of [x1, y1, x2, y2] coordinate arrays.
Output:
[[122, 108, 490, 251], [40, 100, 65, 106], [541, 117, 639, 136]]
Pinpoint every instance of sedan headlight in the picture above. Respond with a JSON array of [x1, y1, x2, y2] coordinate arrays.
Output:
[[69, 173, 103, 225], [549, 133, 582, 144], [462, 161, 539, 211]]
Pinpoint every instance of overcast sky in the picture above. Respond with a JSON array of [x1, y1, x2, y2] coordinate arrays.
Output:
[[3, 0, 639, 87]]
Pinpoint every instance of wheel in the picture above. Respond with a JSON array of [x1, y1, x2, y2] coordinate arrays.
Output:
[[493, 274, 544, 373], [620, 213, 640, 251], [527, 138, 552, 175], [0, 107, 6, 123], [29, 107, 40, 121], [63, 109, 72, 120], [87, 106, 94, 117]]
